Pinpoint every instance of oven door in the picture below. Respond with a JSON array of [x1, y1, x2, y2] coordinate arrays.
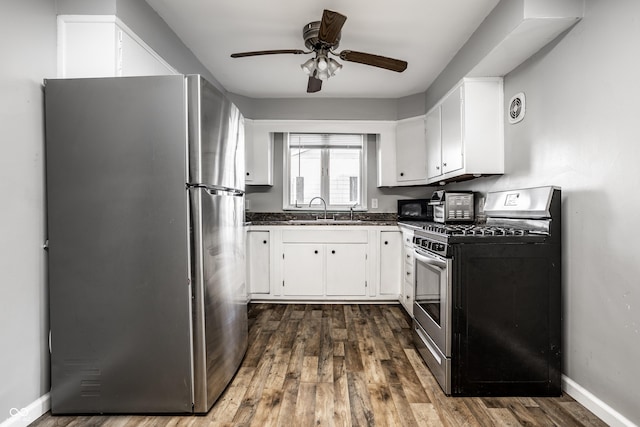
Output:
[[413, 247, 452, 357]]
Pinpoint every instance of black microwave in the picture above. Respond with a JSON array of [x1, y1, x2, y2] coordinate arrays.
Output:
[[397, 199, 433, 222]]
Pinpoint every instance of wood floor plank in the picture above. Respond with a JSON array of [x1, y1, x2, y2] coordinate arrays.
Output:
[[347, 371, 375, 426], [333, 356, 352, 427], [315, 382, 335, 427], [206, 385, 246, 423], [492, 397, 547, 427], [263, 347, 291, 390], [388, 382, 420, 427], [368, 383, 403, 426], [301, 355, 319, 383], [293, 383, 316, 425], [410, 402, 445, 426], [486, 408, 522, 426], [274, 378, 299, 427], [318, 316, 334, 383], [248, 388, 283, 427], [31, 304, 607, 427], [559, 401, 609, 426]]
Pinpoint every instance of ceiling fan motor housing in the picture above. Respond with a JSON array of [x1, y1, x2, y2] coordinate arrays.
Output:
[[303, 21, 340, 51]]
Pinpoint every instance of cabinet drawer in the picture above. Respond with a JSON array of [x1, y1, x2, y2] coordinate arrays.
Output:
[[282, 229, 368, 243]]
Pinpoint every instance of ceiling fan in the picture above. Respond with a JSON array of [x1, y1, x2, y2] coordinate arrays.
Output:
[[230, 9, 408, 93]]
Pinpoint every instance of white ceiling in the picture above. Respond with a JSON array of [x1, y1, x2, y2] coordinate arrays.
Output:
[[145, 0, 500, 99]]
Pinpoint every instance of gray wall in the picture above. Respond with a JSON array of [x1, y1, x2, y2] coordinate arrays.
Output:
[[246, 134, 434, 213], [114, 0, 222, 89], [0, 1, 56, 423], [446, 0, 640, 422], [425, 0, 526, 111], [228, 94, 427, 122]]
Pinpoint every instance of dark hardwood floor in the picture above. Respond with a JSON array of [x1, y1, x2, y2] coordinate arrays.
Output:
[[31, 303, 606, 426]]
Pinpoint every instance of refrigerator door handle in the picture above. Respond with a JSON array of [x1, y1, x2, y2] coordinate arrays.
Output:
[[186, 183, 244, 197]]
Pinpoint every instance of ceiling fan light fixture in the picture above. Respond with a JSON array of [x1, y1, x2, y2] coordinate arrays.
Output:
[[301, 58, 316, 75], [317, 69, 330, 80], [316, 55, 328, 71], [328, 58, 342, 76]]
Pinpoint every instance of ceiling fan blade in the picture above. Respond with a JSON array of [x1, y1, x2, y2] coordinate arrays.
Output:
[[230, 49, 306, 58], [307, 76, 322, 93], [318, 9, 347, 45], [338, 50, 408, 72]]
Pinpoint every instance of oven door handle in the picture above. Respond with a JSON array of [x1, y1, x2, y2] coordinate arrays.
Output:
[[414, 248, 447, 269]]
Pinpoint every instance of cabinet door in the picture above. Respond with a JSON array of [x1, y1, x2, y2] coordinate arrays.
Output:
[[282, 244, 324, 296], [245, 123, 273, 185], [326, 244, 367, 296], [441, 86, 463, 174], [379, 231, 402, 295], [425, 106, 443, 180], [247, 231, 270, 294], [395, 118, 427, 182]]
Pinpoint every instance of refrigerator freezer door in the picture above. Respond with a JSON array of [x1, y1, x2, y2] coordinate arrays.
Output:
[[45, 76, 193, 413], [190, 187, 248, 413], [187, 75, 245, 191]]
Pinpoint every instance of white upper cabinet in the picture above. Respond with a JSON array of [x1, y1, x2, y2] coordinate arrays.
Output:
[[441, 86, 464, 175], [377, 117, 429, 187], [395, 116, 428, 184], [425, 78, 504, 184], [425, 106, 442, 180], [244, 120, 274, 186], [57, 15, 177, 78]]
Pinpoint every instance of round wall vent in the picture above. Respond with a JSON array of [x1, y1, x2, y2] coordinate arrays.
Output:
[[508, 92, 526, 124]]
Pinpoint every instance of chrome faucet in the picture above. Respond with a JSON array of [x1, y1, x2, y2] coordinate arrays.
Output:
[[350, 202, 357, 220], [309, 196, 327, 220]]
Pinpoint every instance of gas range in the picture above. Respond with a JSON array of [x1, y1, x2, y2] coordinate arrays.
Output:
[[402, 221, 550, 256], [409, 186, 562, 397]]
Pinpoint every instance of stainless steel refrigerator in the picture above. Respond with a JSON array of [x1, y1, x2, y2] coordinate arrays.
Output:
[[44, 75, 248, 414]]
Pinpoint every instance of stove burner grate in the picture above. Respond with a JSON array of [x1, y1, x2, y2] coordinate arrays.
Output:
[[421, 223, 531, 237]]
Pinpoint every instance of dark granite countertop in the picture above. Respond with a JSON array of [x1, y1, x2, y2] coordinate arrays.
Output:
[[246, 212, 398, 226], [249, 220, 398, 226]]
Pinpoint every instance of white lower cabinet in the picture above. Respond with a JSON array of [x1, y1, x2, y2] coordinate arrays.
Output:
[[282, 243, 324, 296], [326, 244, 368, 296], [282, 234, 368, 297], [379, 231, 402, 295], [248, 226, 402, 301], [247, 231, 270, 294]]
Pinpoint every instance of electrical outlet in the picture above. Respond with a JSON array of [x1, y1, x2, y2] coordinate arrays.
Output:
[[371, 198, 378, 209]]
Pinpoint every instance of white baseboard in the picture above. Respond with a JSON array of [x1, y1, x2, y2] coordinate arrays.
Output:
[[562, 375, 637, 427], [0, 393, 50, 427]]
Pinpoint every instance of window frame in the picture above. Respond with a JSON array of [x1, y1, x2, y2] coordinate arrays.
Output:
[[282, 132, 368, 211]]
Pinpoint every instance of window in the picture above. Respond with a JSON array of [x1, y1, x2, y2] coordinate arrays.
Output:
[[284, 133, 366, 210]]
